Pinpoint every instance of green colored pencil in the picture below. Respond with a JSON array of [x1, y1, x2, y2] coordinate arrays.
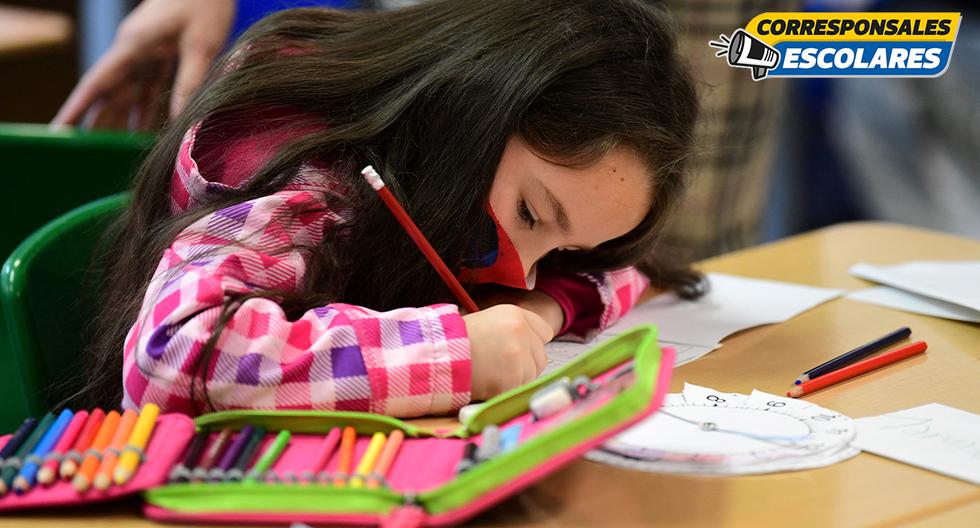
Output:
[[244, 430, 291, 483], [0, 412, 55, 495]]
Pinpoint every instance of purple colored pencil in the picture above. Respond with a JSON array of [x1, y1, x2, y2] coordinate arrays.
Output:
[[209, 425, 254, 480]]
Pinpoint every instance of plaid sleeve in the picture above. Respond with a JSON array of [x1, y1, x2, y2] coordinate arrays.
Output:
[[555, 267, 650, 342], [121, 183, 472, 417]]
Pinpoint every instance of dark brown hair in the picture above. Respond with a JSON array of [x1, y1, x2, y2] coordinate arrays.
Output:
[[78, 0, 703, 409]]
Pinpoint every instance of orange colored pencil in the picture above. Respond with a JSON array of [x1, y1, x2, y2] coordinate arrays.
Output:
[[789, 341, 927, 398], [332, 426, 357, 487], [92, 409, 138, 490], [367, 430, 404, 489], [71, 410, 120, 492]]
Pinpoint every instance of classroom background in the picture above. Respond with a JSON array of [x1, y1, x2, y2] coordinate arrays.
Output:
[[1, 0, 976, 262], [0, 1, 978, 525]]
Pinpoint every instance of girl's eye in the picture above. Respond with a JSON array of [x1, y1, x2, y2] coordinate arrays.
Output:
[[517, 199, 537, 229]]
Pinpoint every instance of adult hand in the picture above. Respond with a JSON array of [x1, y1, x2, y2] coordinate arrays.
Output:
[[52, 0, 235, 130]]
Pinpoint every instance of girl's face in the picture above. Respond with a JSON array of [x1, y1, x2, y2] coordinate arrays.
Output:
[[489, 135, 652, 283]]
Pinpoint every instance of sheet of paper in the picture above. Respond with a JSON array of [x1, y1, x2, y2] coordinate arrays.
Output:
[[544, 273, 842, 373], [847, 286, 980, 323], [852, 403, 980, 486], [601, 273, 844, 347], [544, 339, 718, 374], [851, 261, 980, 313]]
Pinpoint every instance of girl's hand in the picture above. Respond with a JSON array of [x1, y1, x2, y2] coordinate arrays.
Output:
[[464, 304, 553, 401], [473, 287, 565, 337]]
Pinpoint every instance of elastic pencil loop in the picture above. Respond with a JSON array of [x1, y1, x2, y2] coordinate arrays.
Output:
[[207, 467, 225, 482], [24, 454, 44, 466], [5, 457, 23, 470], [298, 470, 314, 482], [105, 447, 122, 457], [65, 450, 84, 462], [225, 468, 245, 482], [367, 471, 388, 488], [121, 445, 146, 462], [42, 452, 65, 464], [317, 471, 334, 484]]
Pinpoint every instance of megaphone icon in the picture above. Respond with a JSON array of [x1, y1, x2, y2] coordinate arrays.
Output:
[[709, 29, 780, 80]]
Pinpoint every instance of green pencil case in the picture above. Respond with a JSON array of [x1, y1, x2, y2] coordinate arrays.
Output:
[[141, 324, 674, 527]]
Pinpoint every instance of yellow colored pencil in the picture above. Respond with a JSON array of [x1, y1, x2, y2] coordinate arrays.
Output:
[[349, 432, 386, 489], [113, 403, 160, 485]]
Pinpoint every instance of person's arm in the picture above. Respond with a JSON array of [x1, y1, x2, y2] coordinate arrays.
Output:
[[122, 185, 473, 417], [477, 267, 650, 342]]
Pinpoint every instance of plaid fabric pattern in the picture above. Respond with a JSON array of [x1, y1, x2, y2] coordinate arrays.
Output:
[[659, 0, 803, 259], [122, 121, 646, 417]]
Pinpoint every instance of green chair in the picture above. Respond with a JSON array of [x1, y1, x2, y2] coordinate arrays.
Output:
[[1, 193, 129, 430], [0, 123, 149, 431]]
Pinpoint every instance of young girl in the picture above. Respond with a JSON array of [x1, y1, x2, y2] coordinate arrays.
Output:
[[84, 0, 701, 417]]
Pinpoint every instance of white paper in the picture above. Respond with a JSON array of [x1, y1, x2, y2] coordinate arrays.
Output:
[[605, 273, 844, 347], [545, 273, 842, 372], [588, 384, 859, 476], [847, 286, 980, 323], [851, 261, 980, 313], [852, 403, 980, 486], [543, 339, 718, 374]]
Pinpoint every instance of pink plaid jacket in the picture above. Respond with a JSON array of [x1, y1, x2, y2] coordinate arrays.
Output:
[[121, 123, 649, 417]]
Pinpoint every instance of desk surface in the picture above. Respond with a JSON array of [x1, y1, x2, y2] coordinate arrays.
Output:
[[0, 6, 72, 58], [3, 222, 979, 527]]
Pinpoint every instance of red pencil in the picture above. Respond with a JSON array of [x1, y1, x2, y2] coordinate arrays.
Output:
[[37, 410, 89, 486], [361, 165, 480, 314], [788, 341, 927, 398]]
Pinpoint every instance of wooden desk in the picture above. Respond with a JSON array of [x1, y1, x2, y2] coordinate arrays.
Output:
[[0, 6, 72, 58], [2, 222, 978, 527]]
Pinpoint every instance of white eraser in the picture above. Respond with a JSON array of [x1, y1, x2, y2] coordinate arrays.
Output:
[[361, 165, 384, 190]]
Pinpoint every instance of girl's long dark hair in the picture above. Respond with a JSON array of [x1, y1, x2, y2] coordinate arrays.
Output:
[[79, 0, 701, 408]]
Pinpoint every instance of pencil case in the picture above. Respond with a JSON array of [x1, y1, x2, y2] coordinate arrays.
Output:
[[0, 324, 672, 526], [143, 324, 673, 526], [0, 412, 195, 510]]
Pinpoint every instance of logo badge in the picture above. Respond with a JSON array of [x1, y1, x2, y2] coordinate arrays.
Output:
[[710, 12, 961, 80]]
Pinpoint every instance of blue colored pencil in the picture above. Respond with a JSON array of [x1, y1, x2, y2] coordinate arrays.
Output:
[[0, 412, 55, 495], [13, 409, 74, 494], [795, 327, 912, 384]]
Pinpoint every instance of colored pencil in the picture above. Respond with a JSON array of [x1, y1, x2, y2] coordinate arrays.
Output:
[[71, 410, 120, 492], [245, 429, 291, 482], [113, 403, 161, 485], [302, 427, 341, 483], [333, 426, 357, 487], [192, 427, 232, 481], [168, 428, 210, 483], [349, 432, 386, 489], [13, 409, 74, 494], [0, 417, 39, 466], [209, 425, 255, 481], [361, 165, 480, 313], [59, 408, 105, 480], [38, 410, 88, 486], [226, 426, 267, 481], [93, 408, 138, 490], [367, 429, 404, 489], [795, 327, 911, 384], [0, 412, 54, 495], [789, 340, 927, 398]]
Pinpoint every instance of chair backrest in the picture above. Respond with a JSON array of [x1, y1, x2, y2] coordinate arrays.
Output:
[[0, 193, 129, 428]]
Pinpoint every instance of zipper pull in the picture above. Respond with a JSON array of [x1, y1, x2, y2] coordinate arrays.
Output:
[[382, 493, 426, 528]]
